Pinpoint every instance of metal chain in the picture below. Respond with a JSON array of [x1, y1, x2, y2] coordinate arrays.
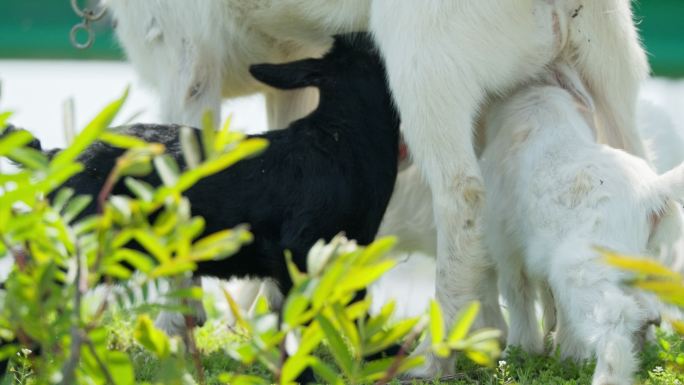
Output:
[[70, 0, 108, 50]]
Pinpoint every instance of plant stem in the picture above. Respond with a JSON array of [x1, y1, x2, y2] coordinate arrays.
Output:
[[85, 337, 116, 385], [59, 249, 88, 385], [375, 320, 427, 385], [183, 301, 206, 385]]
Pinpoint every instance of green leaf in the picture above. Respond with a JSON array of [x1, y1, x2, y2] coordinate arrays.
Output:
[[52, 187, 75, 212], [51, 87, 129, 168], [190, 228, 252, 262], [281, 355, 316, 384], [332, 303, 361, 357], [309, 357, 344, 385], [149, 260, 197, 278], [358, 236, 396, 265], [8, 147, 49, 170], [215, 114, 246, 152], [465, 349, 495, 367], [336, 260, 396, 294], [201, 110, 217, 159], [134, 314, 171, 358], [285, 251, 306, 287], [103, 263, 133, 279], [120, 161, 154, 178], [365, 317, 420, 357], [165, 138, 268, 196], [397, 356, 427, 375], [283, 292, 310, 327], [180, 126, 202, 169], [100, 131, 150, 149], [367, 302, 396, 338], [0, 130, 34, 156], [113, 248, 155, 273], [0, 111, 13, 128], [297, 323, 324, 357], [599, 247, 682, 279], [104, 350, 135, 385], [124, 177, 155, 202], [429, 300, 445, 345], [671, 319, 684, 335], [0, 344, 19, 361], [153, 210, 178, 237], [222, 287, 249, 331], [316, 314, 355, 378], [363, 318, 420, 355], [62, 195, 93, 223], [167, 286, 204, 301], [109, 195, 133, 222], [634, 280, 684, 306], [218, 373, 269, 385], [448, 301, 480, 344], [37, 162, 84, 195], [154, 154, 180, 187], [359, 357, 394, 382], [132, 230, 170, 263]]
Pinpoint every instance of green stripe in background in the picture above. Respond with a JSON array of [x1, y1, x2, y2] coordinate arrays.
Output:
[[0, 0, 682, 76]]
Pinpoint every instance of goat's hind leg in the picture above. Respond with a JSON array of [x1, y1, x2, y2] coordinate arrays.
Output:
[[568, 0, 649, 157], [370, 0, 556, 376]]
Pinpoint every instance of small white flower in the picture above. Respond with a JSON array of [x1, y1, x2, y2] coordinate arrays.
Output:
[[652, 366, 664, 373], [306, 234, 357, 275]]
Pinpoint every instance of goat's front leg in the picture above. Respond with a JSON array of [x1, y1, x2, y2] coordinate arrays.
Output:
[[370, 10, 502, 378]]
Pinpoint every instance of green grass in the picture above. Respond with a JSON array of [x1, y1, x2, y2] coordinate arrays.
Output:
[[4, 309, 682, 384], [94, 314, 684, 384]]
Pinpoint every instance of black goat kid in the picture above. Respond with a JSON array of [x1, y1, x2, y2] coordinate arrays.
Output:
[[71, 33, 398, 292], [0, 33, 400, 379]]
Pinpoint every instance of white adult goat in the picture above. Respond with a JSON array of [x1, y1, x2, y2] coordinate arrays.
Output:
[[106, 0, 649, 375]]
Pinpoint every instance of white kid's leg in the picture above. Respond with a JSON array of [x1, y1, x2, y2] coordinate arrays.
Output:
[[550, 250, 643, 385], [498, 257, 543, 355]]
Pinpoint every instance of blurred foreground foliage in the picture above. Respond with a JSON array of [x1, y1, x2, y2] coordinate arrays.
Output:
[[0, 92, 499, 384], [602, 248, 684, 376]]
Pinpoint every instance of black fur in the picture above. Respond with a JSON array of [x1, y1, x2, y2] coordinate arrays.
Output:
[[0, 33, 400, 382], [50, 34, 398, 293]]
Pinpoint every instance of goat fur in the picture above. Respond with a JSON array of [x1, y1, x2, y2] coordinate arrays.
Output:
[[106, 0, 650, 375], [480, 64, 683, 385]]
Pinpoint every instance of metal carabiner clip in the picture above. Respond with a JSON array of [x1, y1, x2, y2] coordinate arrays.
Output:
[[71, 0, 107, 21], [70, 0, 107, 50], [70, 21, 94, 50]]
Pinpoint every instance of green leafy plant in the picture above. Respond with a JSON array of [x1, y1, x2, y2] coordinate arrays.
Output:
[[601, 248, 684, 378], [0, 91, 265, 385], [0, 92, 501, 385], [213, 234, 501, 385]]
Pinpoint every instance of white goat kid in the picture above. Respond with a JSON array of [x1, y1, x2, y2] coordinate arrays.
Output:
[[106, 0, 650, 376], [480, 64, 683, 385]]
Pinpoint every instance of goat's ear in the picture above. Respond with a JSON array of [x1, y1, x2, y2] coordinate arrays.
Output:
[[552, 63, 595, 112], [250, 59, 323, 90]]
